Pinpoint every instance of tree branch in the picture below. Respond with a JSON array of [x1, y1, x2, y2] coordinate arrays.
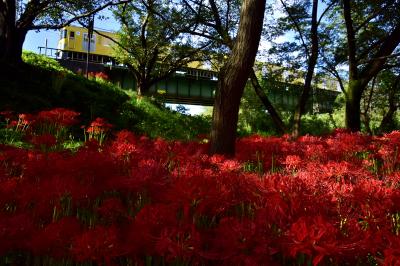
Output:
[[30, 0, 133, 30], [279, 0, 309, 59], [342, 0, 358, 79]]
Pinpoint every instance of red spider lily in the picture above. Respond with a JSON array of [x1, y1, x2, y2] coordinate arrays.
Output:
[[283, 215, 340, 266], [155, 225, 201, 262], [284, 155, 302, 170], [0, 213, 36, 255], [85, 118, 113, 145], [18, 113, 35, 126], [71, 225, 123, 264], [30, 133, 57, 149], [88, 71, 109, 81], [97, 198, 128, 223], [87, 117, 113, 133], [3, 112, 400, 264], [0, 110, 14, 120], [95, 72, 109, 80], [29, 217, 82, 258], [383, 233, 400, 266], [36, 108, 80, 127]]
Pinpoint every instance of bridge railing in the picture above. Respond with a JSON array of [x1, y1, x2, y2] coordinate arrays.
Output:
[[38, 47, 219, 81], [38, 47, 62, 59], [38, 47, 116, 65]]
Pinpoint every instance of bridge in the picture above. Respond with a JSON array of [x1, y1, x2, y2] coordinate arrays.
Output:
[[38, 46, 339, 111]]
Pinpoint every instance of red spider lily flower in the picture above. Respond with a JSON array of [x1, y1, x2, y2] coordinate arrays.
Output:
[[71, 225, 123, 264], [0, 213, 36, 254], [18, 113, 35, 126], [0, 110, 14, 120], [95, 72, 109, 80], [86, 118, 113, 145], [108, 130, 138, 160], [284, 155, 302, 170], [6, 120, 18, 128], [97, 198, 128, 223], [36, 108, 80, 127], [29, 217, 82, 258], [0, 178, 18, 206], [155, 225, 201, 262], [87, 117, 113, 132], [283, 216, 339, 266], [30, 134, 57, 149], [383, 234, 400, 266]]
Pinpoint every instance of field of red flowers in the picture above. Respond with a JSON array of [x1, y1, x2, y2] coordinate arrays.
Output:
[[1, 109, 400, 265]]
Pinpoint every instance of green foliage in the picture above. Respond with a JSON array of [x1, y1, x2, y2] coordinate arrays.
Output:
[[238, 81, 345, 136], [1, 52, 210, 141], [117, 99, 210, 140], [299, 113, 336, 135], [0, 128, 26, 147], [21, 51, 73, 73], [0, 52, 126, 123], [360, 69, 400, 134], [112, 0, 208, 94]]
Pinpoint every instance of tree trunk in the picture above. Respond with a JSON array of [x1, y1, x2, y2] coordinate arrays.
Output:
[[291, 0, 319, 138], [345, 80, 363, 131], [379, 75, 400, 133], [209, 0, 266, 156], [249, 70, 287, 134], [0, 0, 26, 65], [360, 77, 375, 135], [379, 106, 397, 133], [136, 78, 151, 96], [342, 0, 400, 132]]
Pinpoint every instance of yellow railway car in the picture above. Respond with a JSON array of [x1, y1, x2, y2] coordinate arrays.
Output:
[[57, 25, 117, 63], [57, 25, 206, 69]]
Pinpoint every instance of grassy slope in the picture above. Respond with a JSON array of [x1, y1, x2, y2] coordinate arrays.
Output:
[[0, 52, 210, 140]]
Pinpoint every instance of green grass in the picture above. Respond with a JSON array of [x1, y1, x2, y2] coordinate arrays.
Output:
[[0, 52, 210, 141]]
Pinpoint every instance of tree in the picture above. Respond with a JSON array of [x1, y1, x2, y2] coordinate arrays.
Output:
[[209, 0, 266, 155], [181, 0, 287, 134], [268, 0, 336, 137], [378, 71, 400, 132], [0, 0, 130, 65], [111, 0, 209, 95], [341, 0, 400, 131], [284, 0, 318, 138], [359, 67, 400, 133]]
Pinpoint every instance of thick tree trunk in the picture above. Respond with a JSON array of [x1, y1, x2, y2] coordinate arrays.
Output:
[[0, 29, 27, 65], [342, 0, 400, 132], [291, 0, 319, 138], [204, 0, 283, 134], [209, 0, 266, 156], [249, 70, 287, 134], [136, 78, 151, 96], [0, 0, 26, 65], [345, 81, 363, 131]]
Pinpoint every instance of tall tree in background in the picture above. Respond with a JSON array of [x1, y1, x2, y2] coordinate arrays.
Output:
[[112, 0, 208, 95], [341, 0, 400, 131], [181, 0, 287, 134], [0, 0, 130, 65], [378, 69, 400, 133], [359, 66, 400, 134], [209, 0, 266, 155], [269, 0, 335, 137]]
